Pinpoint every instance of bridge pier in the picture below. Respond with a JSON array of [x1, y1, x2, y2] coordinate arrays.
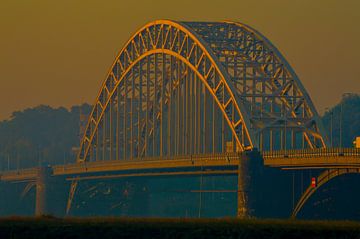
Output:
[[35, 166, 52, 216], [237, 150, 262, 218], [237, 153, 248, 218]]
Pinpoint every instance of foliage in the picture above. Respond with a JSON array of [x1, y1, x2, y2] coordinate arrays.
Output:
[[0, 104, 91, 169], [322, 93, 360, 147], [0, 217, 359, 239]]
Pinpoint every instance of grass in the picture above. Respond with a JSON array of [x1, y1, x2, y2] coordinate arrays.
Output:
[[0, 217, 359, 239]]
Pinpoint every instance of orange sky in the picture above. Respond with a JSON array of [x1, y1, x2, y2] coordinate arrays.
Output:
[[1, 0, 359, 120]]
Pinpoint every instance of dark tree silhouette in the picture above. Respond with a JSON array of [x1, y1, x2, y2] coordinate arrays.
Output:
[[322, 93, 360, 148], [0, 104, 91, 169]]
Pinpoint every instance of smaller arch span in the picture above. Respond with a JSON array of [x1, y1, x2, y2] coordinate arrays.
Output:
[[292, 168, 360, 218]]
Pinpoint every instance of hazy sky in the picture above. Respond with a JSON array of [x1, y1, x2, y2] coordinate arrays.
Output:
[[1, 0, 359, 120]]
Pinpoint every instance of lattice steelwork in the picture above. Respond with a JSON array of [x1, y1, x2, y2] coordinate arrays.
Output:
[[77, 20, 328, 162]]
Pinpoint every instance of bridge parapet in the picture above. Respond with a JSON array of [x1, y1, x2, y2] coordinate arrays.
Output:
[[53, 153, 245, 176], [263, 148, 360, 169], [263, 148, 360, 159], [0, 168, 40, 182]]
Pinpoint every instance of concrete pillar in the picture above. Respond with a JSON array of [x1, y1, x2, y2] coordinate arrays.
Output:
[[237, 152, 249, 218], [35, 166, 52, 216], [237, 149, 261, 218]]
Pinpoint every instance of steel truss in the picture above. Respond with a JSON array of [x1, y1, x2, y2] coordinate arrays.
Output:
[[77, 20, 327, 163]]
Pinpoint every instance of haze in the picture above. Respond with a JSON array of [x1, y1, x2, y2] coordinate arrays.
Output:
[[1, 0, 359, 120]]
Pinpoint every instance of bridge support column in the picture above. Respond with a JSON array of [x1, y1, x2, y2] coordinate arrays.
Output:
[[237, 150, 261, 218], [237, 152, 249, 218], [35, 166, 52, 216]]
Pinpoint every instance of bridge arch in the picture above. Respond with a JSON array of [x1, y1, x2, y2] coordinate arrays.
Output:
[[77, 20, 327, 163], [77, 20, 256, 162], [292, 168, 360, 218], [183, 22, 328, 150]]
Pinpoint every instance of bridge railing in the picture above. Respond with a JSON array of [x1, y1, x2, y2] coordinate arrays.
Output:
[[0, 167, 40, 182], [0, 167, 39, 175], [262, 148, 360, 159], [78, 152, 242, 165], [52, 152, 245, 175]]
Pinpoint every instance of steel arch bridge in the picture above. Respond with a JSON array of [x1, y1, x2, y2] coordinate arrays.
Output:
[[1, 20, 359, 219], [77, 20, 327, 163]]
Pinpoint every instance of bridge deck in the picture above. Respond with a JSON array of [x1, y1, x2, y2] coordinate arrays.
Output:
[[53, 154, 241, 179], [0, 168, 39, 182], [2, 149, 360, 182], [0, 154, 242, 182], [263, 148, 360, 169]]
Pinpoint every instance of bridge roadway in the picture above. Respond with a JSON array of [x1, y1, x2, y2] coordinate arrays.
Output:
[[1, 148, 360, 182], [263, 148, 360, 169], [0, 154, 242, 182]]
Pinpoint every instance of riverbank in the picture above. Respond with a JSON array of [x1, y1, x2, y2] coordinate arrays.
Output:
[[0, 217, 359, 239]]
